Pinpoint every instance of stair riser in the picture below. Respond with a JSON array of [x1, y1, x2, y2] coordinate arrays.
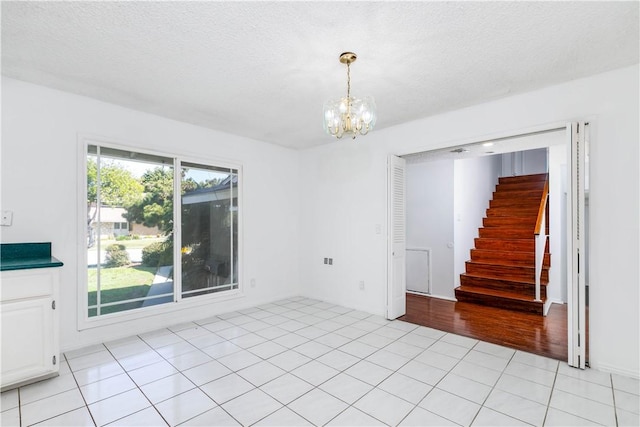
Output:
[[470, 250, 551, 267], [479, 228, 534, 238], [498, 173, 548, 184], [460, 275, 547, 299], [487, 207, 540, 217], [455, 289, 544, 315], [493, 190, 543, 200], [465, 262, 549, 282], [489, 198, 540, 208], [483, 217, 536, 227], [474, 238, 535, 252], [497, 182, 546, 192]]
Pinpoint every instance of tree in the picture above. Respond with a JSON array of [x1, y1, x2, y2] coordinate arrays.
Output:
[[87, 159, 143, 208], [125, 167, 174, 233], [87, 159, 143, 247], [125, 167, 216, 234]]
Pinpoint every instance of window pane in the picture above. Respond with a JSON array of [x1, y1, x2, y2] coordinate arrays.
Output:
[[181, 164, 238, 298], [87, 145, 174, 317]]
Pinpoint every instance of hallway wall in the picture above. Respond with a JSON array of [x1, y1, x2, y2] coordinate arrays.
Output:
[[406, 159, 454, 298], [453, 155, 502, 288]]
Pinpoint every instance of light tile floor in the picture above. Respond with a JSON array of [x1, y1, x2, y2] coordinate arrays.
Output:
[[1, 297, 639, 426]]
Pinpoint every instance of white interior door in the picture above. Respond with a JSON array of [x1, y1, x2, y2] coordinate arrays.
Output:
[[567, 122, 587, 368], [387, 155, 407, 319]]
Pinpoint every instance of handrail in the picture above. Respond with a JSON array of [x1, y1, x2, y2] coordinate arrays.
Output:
[[534, 177, 549, 304], [534, 179, 549, 235]]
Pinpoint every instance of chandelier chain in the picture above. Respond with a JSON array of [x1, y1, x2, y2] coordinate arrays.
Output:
[[347, 62, 351, 100]]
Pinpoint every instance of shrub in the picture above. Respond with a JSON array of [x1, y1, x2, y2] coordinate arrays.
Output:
[[142, 241, 172, 267], [105, 244, 130, 267], [115, 235, 132, 241]]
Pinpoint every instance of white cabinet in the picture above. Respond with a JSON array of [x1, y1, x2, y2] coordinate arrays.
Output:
[[1, 268, 60, 391]]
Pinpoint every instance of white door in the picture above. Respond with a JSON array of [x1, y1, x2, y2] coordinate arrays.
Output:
[[567, 122, 588, 368], [387, 155, 407, 319]]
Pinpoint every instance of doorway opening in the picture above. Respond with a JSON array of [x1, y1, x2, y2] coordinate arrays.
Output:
[[388, 124, 589, 365]]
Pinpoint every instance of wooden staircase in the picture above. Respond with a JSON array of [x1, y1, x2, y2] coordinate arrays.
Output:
[[455, 173, 550, 315]]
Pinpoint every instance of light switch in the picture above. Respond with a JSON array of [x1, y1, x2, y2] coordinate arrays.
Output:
[[1, 211, 13, 226]]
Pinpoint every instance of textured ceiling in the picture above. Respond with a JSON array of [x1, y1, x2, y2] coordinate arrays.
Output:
[[2, 2, 638, 150]]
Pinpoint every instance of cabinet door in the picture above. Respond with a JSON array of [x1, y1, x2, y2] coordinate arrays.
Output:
[[1, 297, 55, 387]]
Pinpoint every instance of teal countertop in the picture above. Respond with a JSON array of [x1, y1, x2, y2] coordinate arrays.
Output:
[[0, 243, 63, 271]]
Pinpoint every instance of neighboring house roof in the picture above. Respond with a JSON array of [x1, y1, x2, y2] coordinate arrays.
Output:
[[89, 206, 128, 223], [182, 175, 238, 205]]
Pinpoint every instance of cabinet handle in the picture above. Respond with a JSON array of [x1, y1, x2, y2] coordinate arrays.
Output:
[[52, 300, 56, 310], [52, 355, 57, 365]]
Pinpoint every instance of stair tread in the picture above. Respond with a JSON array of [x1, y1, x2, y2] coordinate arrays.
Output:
[[461, 272, 549, 286], [496, 185, 546, 192], [456, 285, 545, 303], [471, 248, 548, 254], [487, 212, 539, 217], [470, 249, 552, 266], [498, 173, 548, 183], [466, 261, 550, 272], [479, 229, 536, 238], [483, 224, 535, 228]]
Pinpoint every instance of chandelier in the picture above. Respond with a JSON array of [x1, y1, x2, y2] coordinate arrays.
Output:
[[323, 52, 376, 140]]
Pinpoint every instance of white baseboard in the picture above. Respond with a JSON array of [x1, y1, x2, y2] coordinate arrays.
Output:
[[423, 293, 458, 302], [591, 362, 640, 380]]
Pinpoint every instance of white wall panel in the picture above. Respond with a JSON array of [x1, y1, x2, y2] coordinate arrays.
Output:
[[299, 65, 639, 377], [1, 78, 301, 352]]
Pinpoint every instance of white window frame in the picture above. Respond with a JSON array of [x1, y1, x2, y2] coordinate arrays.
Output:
[[77, 136, 243, 330]]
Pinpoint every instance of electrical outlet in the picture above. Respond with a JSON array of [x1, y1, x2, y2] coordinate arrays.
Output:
[[1, 211, 13, 226], [359, 280, 365, 290]]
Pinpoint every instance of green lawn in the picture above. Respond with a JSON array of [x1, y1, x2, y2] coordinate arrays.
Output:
[[91, 236, 166, 250], [88, 265, 157, 316]]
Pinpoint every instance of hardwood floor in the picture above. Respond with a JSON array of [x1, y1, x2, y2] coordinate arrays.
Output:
[[400, 293, 568, 361]]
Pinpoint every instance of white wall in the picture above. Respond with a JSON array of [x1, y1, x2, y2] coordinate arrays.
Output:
[[548, 144, 567, 303], [299, 65, 639, 377], [501, 148, 548, 176], [453, 155, 502, 288], [406, 159, 454, 298], [0, 77, 301, 352]]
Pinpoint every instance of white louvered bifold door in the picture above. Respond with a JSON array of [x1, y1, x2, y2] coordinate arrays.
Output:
[[567, 122, 588, 369], [387, 155, 407, 319]]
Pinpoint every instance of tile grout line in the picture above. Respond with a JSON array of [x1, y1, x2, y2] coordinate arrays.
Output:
[[17, 385, 22, 427], [65, 351, 99, 427], [610, 373, 619, 427], [10, 298, 636, 427], [466, 342, 516, 426], [146, 323, 254, 426], [541, 360, 561, 426], [100, 338, 171, 426]]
